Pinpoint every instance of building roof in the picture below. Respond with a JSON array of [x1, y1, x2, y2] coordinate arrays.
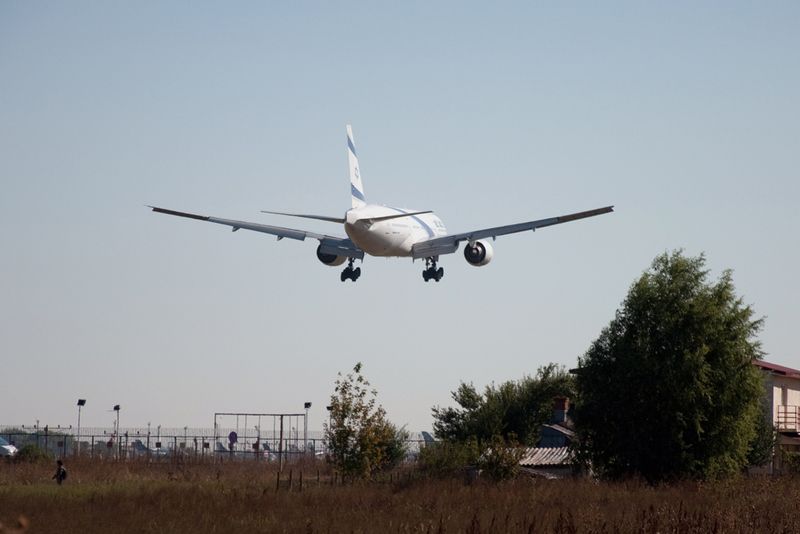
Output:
[[541, 424, 576, 437], [519, 446, 571, 467], [754, 360, 800, 379]]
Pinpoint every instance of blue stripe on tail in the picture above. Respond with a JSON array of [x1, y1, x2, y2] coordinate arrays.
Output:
[[351, 184, 366, 201]]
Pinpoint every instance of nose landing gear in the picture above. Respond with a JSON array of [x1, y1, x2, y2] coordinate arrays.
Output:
[[340, 258, 361, 282], [422, 257, 444, 282]]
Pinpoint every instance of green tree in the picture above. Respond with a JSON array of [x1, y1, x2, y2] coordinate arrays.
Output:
[[747, 400, 777, 467], [324, 363, 407, 478], [574, 251, 764, 482], [432, 364, 574, 446]]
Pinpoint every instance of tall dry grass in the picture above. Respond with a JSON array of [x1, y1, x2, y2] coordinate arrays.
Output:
[[1, 457, 799, 533]]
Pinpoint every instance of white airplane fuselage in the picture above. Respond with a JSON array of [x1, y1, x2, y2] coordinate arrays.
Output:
[[345, 204, 447, 257]]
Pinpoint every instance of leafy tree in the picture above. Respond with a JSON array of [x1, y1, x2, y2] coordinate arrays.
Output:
[[324, 363, 407, 478], [574, 251, 764, 482], [432, 363, 574, 446], [747, 399, 777, 467]]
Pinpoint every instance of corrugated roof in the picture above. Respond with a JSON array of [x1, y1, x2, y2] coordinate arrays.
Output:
[[519, 446, 571, 467], [754, 360, 800, 379], [541, 424, 575, 437]]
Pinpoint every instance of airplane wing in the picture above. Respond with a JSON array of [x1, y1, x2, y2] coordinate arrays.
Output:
[[411, 205, 614, 259], [150, 206, 364, 259]]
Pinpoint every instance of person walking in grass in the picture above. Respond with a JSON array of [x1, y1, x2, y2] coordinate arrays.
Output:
[[52, 459, 67, 485]]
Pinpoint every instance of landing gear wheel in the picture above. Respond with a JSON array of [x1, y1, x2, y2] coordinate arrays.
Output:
[[341, 258, 361, 282], [422, 257, 443, 283]]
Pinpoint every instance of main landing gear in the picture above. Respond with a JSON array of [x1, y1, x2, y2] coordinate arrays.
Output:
[[422, 257, 444, 282], [340, 258, 361, 282]]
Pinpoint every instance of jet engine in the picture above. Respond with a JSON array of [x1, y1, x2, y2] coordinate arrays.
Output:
[[316, 245, 347, 266], [463, 240, 494, 266]]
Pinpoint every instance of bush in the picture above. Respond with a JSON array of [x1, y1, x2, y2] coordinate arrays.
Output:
[[784, 451, 800, 474], [418, 439, 481, 477], [478, 435, 524, 481], [14, 444, 51, 463], [380, 423, 409, 471]]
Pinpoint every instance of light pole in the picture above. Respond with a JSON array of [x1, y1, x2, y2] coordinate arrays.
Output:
[[113, 405, 120, 459], [304, 402, 311, 453], [326, 405, 332, 454], [76, 399, 86, 456]]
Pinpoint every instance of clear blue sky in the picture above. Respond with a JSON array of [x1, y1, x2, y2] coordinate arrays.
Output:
[[2, 2, 798, 431]]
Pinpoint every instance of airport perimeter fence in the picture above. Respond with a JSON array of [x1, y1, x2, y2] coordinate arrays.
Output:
[[0, 426, 428, 463]]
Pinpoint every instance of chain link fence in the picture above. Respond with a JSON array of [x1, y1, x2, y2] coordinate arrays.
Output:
[[0, 426, 428, 463]]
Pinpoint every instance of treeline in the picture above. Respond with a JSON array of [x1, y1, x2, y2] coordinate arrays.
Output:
[[327, 251, 779, 483]]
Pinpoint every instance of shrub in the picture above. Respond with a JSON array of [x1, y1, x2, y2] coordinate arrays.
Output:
[[784, 451, 800, 473], [417, 438, 481, 477], [14, 444, 51, 463], [478, 435, 524, 481]]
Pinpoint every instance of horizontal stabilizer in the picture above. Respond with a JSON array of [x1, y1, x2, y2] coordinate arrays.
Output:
[[357, 210, 433, 226], [261, 210, 345, 223]]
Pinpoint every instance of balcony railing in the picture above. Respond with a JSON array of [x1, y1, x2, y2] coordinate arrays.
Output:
[[777, 405, 799, 432]]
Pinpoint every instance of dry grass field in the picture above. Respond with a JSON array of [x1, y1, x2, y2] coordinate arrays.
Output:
[[1, 458, 799, 533]]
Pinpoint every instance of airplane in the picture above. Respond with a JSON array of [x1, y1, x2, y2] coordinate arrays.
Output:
[[150, 125, 613, 282], [130, 439, 169, 457]]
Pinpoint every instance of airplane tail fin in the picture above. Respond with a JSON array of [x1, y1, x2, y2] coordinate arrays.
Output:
[[347, 125, 366, 208]]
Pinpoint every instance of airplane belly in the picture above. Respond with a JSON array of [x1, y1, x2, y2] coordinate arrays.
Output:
[[346, 222, 412, 257]]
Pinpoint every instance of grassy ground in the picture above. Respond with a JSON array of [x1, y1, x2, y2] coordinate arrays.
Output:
[[1, 458, 799, 533]]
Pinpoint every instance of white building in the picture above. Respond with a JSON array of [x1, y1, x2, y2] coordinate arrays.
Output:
[[754, 360, 800, 472]]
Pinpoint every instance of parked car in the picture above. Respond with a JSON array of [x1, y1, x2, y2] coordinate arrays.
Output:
[[0, 437, 18, 457]]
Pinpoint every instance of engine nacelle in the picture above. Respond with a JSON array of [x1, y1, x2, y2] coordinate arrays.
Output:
[[463, 240, 494, 266], [316, 245, 347, 266]]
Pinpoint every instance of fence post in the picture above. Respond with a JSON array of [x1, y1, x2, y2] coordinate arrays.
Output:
[[278, 415, 284, 473]]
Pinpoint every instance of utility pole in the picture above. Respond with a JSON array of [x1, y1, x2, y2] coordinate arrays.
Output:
[[304, 402, 312, 454], [113, 405, 120, 459], [76, 399, 86, 456]]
